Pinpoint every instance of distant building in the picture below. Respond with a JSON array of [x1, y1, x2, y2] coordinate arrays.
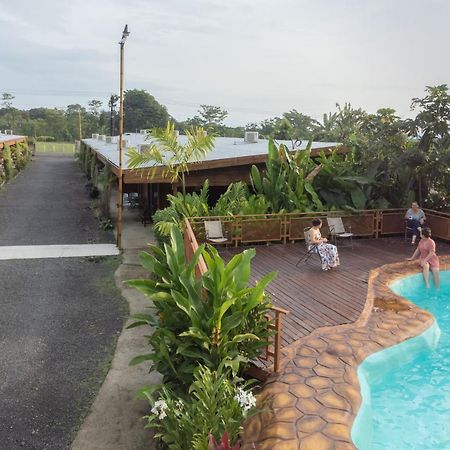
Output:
[[82, 132, 342, 216], [0, 133, 27, 150]]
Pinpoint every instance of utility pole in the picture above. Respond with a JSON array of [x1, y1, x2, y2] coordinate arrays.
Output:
[[117, 24, 130, 249], [78, 108, 82, 141]]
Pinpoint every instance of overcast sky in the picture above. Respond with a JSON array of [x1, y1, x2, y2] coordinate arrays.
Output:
[[0, 0, 449, 126]]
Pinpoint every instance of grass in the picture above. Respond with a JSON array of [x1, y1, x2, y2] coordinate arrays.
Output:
[[36, 142, 76, 153]]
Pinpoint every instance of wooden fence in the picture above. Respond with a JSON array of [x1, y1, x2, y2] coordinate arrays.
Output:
[[183, 218, 288, 373], [189, 208, 450, 246]]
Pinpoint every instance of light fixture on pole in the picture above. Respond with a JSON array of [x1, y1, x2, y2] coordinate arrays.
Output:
[[117, 24, 130, 249]]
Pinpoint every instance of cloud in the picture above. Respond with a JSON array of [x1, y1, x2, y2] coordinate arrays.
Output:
[[1, 0, 450, 124]]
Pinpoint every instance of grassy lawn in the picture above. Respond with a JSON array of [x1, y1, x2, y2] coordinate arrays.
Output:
[[36, 142, 75, 153]]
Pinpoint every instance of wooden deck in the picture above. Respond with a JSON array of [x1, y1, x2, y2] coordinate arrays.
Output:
[[220, 237, 450, 350]]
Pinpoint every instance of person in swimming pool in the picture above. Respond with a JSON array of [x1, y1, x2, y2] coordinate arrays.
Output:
[[406, 227, 439, 288]]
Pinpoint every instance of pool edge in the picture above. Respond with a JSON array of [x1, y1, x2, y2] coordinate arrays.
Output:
[[241, 256, 450, 450]]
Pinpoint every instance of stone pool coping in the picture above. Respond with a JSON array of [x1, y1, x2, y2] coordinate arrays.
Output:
[[242, 255, 450, 450]]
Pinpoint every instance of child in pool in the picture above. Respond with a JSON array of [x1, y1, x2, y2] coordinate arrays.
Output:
[[406, 227, 439, 288]]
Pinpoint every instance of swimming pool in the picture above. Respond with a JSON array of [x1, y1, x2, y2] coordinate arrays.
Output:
[[352, 270, 450, 449]]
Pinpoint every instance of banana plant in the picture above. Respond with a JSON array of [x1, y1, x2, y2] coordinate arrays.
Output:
[[250, 139, 323, 212]]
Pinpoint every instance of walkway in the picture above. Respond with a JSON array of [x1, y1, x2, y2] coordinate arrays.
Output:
[[0, 154, 126, 449]]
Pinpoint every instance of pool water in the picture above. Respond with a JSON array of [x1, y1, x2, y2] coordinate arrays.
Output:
[[357, 270, 450, 449]]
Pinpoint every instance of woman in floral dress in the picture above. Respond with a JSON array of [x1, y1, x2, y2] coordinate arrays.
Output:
[[307, 218, 340, 271]]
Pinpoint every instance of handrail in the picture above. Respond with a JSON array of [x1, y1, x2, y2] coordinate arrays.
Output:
[[190, 208, 450, 245]]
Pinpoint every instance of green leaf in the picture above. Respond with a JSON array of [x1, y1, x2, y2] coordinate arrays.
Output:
[[129, 353, 154, 366]]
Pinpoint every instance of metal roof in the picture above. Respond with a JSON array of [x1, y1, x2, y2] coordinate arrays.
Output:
[[0, 133, 26, 144], [82, 133, 341, 170]]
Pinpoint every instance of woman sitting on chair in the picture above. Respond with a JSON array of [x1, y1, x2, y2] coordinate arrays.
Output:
[[308, 218, 340, 271], [405, 201, 426, 245]]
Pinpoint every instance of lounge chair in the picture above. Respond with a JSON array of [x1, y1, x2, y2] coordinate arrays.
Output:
[[326, 217, 353, 248], [204, 221, 228, 245]]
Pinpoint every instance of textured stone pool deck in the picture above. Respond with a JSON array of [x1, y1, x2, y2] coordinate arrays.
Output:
[[242, 255, 450, 450]]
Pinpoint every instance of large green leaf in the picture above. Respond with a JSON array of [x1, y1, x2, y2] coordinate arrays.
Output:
[[350, 186, 367, 209]]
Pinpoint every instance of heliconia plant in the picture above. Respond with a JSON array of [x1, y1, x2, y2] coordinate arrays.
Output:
[[127, 226, 276, 389], [208, 431, 240, 450]]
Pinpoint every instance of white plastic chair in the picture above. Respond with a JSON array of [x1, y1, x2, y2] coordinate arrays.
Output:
[[326, 217, 353, 248], [204, 221, 228, 244]]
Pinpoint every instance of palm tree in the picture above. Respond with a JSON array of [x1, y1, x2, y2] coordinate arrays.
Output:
[[126, 121, 215, 196]]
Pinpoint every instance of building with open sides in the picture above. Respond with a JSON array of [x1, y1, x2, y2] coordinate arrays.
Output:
[[81, 131, 342, 218]]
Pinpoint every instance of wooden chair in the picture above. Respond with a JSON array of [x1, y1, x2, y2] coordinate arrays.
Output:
[[204, 221, 228, 245], [327, 217, 353, 248], [296, 227, 323, 266]]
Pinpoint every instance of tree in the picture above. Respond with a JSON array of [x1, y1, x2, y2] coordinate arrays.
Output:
[[126, 121, 215, 197], [123, 89, 169, 132], [88, 99, 103, 117], [108, 94, 119, 136], [282, 109, 320, 140], [407, 84, 450, 206], [1, 93, 16, 129], [185, 105, 228, 135], [197, 105, 228, 128], [2, 93, 15, 109]]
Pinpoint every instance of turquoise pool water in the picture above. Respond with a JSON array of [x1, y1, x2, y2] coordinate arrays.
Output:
[[353, 270, 450, 449]]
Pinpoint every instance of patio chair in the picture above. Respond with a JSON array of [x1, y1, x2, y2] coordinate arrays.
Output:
[[125, 192, 139, 208], [204, 220, 228, 245], [405, 218, 423, 243], [296, 227, 323, 267], [327, 217, 353, 248]]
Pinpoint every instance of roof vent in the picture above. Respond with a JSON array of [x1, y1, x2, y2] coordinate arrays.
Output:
[[140, 129, 148, 135], [98, 135, 106, 141], [105, 136, 112, 143], [118, 139, 129, 149], [244, 131, 258, 143], [92, 133, 99, 139]]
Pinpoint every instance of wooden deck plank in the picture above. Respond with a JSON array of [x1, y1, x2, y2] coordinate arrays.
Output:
[[220, 237, 450, 349]]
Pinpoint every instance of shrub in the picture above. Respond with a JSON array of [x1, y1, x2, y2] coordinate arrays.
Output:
[[3, 145, 15, 181], [127, 226, 276, 389], [152, 206, 180, 247], [141, 365, 255, 450]]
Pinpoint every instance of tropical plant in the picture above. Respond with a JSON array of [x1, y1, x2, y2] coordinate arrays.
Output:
[[406, 84, 450, 207], [152, 180, 211, 242], [127, 121, 215, 197], [250, 139, 323, 212], [127, 226, 275, 388], [98, 164, 115, 218], [141, 365, 255, 450], [2, 145, 15, 181], [211, 182, 269, 216]]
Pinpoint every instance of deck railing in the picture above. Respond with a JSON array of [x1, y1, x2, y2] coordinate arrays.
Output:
[[189, 208, 450, 246], [183, 218, 288, 373]]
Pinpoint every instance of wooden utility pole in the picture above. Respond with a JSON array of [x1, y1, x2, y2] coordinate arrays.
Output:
[[117, 24, 130, 249], [78, 108, 82, 140]]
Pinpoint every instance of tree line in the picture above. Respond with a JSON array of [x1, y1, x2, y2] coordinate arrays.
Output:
[[2, 84, 450, 208]]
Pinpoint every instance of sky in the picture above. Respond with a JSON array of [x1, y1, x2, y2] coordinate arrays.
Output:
[[0, 0, 449, 126]]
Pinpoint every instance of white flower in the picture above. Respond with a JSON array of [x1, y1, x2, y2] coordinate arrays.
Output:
[[234, 387, 256, 412], [151, 399, 168, 420], [174, 399, 184, 416]]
